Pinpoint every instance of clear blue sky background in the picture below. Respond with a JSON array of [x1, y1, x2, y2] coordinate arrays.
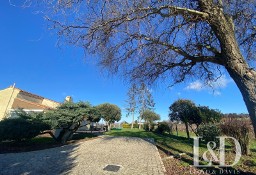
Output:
[[0, 1, 248, 122]]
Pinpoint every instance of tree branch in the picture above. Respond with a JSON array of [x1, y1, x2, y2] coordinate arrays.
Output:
[[131, 34, 223, 65], [140, 5, 209, 19]]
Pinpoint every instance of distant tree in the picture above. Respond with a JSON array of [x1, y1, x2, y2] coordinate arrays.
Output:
[[224, 113, 250, 119], [125, 84, 137, 129], [198, 106, 222, 124], [40, 0, 256, 137], [87, 106, 101, 132], [96, 103, 121, 131], [141, 109, 160, 131], [44, 101, 91, 143], [169, 99, 200, 139], [138, 83, 155, 129]]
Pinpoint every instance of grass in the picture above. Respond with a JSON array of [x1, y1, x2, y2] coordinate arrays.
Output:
[[105, 128, 256, 174]]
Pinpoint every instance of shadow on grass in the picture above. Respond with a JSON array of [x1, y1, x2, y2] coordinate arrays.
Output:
[[107, 130, 256, 175], [157, 136, 256, 175]]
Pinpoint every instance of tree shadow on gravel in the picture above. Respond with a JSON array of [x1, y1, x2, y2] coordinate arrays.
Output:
[[0, 143, 80, 175]]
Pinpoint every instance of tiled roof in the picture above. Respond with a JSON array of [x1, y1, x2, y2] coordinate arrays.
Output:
[[14, 87, 60, 104], [12, 98, 54, 110]]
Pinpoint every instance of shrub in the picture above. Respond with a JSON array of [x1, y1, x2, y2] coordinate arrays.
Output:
[[220, 118, 251, 155], [196, 124, 220, 145], [122, 123, 131, 128], [132, 123, 139, 128], [155, 122, 172, 134], [0, 116, 50, 142]]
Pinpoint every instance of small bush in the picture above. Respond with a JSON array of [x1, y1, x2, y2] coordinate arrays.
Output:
[[220, 118, 251, 155], [122, 124, 131, 128], [196, 124, 220, 144], [0, 117, 50, 142], [155, 122, 172, 134], [132, 123, 139, 128]]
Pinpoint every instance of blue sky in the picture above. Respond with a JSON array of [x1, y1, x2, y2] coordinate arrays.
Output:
[[0, 1, 248, 122]]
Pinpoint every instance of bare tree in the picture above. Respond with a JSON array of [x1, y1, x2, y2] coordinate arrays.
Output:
[[38, 0, 256, 136], [138, 83, 155, 129], [125, 84, 137, 129]]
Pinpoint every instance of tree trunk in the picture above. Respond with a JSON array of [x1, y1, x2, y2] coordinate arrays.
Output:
[[185, 122, 190, 139], [56, 122, 81, 143], [58, 129, 74, 144], [199, 0, 256, 138], [226, 66, 256, 138], [107, 122, 111, 131], [139, 116, 142, 129], [131, 112, 134, 129], [90, 122, 93, 133], [215, 17, 256, 138], [176, 124, 178, 136]]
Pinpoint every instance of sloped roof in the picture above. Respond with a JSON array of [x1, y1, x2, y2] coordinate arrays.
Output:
[[15, 87, 60, 104], [12, 98, 54, 110]]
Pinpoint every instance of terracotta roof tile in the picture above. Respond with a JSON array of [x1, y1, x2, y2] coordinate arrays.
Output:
[[12, 98, 54, 110]]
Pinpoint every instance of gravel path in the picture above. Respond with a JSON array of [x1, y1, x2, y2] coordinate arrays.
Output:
[[0, 136, 165, 175]]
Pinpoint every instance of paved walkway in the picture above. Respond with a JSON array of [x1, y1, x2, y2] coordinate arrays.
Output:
[[0, 136, 165, 175]]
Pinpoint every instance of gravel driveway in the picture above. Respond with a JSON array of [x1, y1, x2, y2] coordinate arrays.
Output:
[[0, 136, 165, 175]]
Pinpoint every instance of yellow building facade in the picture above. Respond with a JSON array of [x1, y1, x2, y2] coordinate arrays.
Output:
[[0, 85, 60, 120]]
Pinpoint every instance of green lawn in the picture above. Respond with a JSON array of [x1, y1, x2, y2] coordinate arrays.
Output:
[[105, 128, 256, 174]]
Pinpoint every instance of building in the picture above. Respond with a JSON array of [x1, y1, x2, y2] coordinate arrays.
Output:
[[0, 85, 61, 120]]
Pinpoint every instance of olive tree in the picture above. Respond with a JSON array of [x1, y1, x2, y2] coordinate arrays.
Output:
[[140, 109, 160, 131], [198, 106, 222, 124], [169, 99, 201, 138], [96, 103, 121, 131], [34, 0, 256, 136]]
